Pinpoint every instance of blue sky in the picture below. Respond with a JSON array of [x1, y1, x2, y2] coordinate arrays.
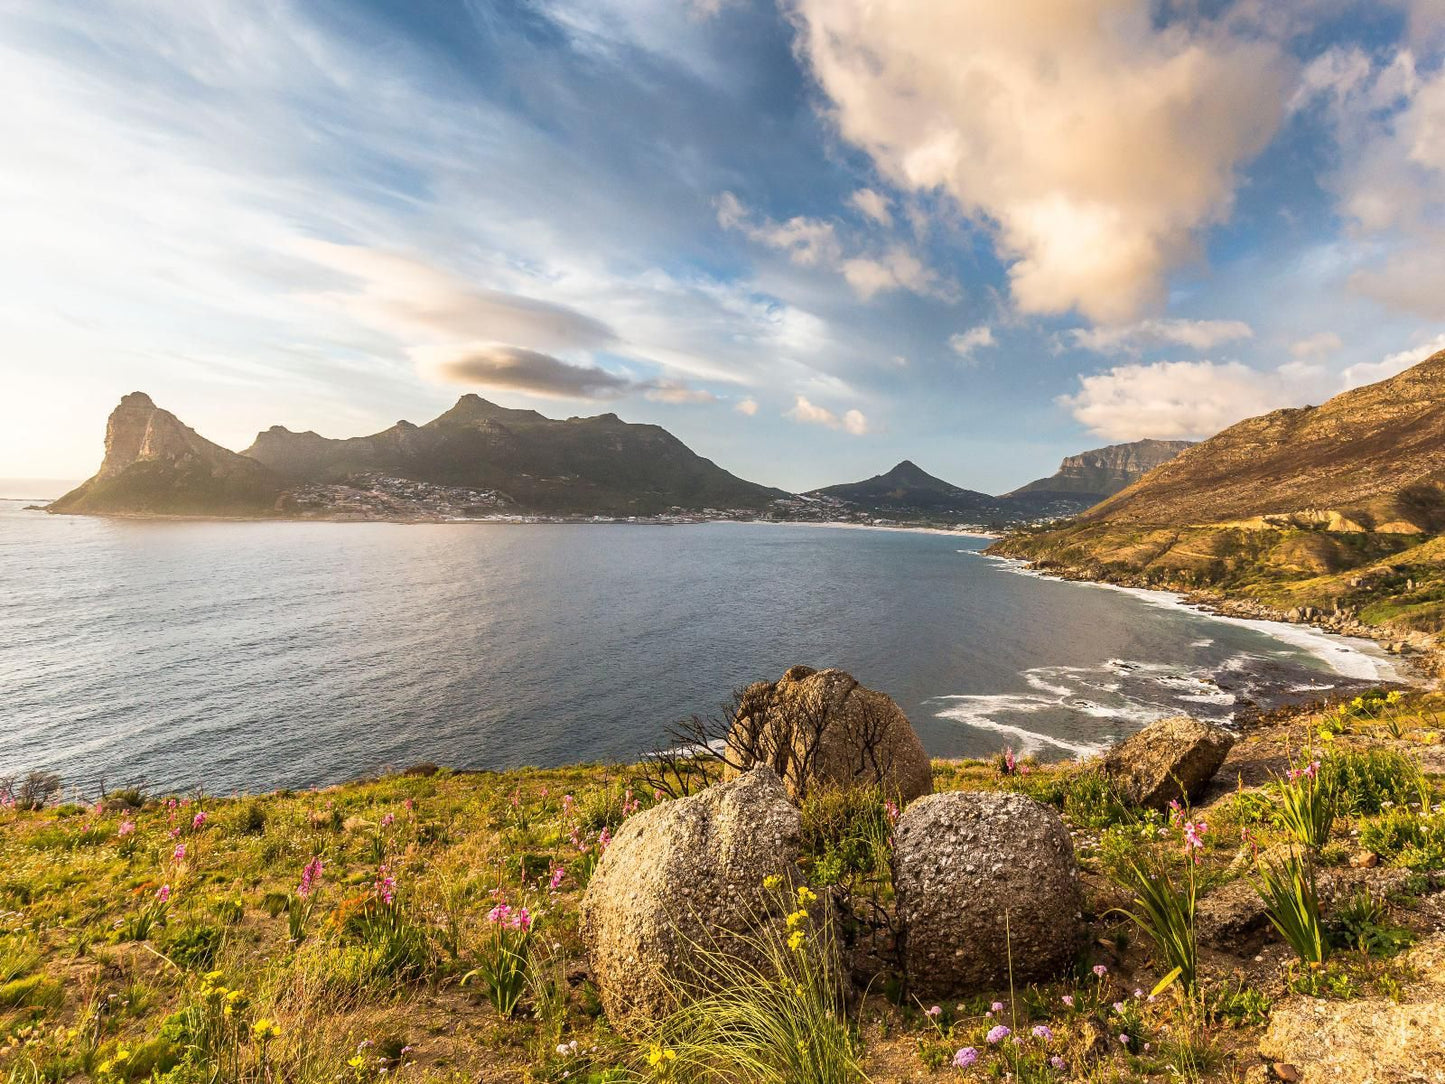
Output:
[[4, 0, 1445, 492]]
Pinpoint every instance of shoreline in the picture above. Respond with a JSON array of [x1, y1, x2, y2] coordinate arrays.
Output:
[[980, 551, 1426, 688]]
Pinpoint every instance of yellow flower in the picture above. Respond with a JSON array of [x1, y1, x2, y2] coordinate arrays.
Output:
[[348, 1055, 367, 1070], [645, 1044, 676, 1067], [795, 885, 817, 905], [762, 874, 782, 891], [251, 1018, 280, 1041], [787, 929, 806, 952], [786, 909, 808, 929]]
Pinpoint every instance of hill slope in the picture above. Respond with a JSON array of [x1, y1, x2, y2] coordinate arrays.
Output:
[[244, 393, 787, 515], [1005, 439, 1193, 513], [49, 393, 284, 516]]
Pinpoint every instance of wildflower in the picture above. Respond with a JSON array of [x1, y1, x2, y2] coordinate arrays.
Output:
[[251, 1019, 280, 1041], [348, 1055, 367, 1070], [1061, 994, 1075, 1008], [374, 864, 397, 905], [796, 885, 818, 905], [786, 909, 809, 929], [990, 1000, 1005, 1014], [298, 856, 323, 898], [598, 826, 612, 852], [762, 874, 782, 891], [155, 884, 171, 903], [1118, 1033, 1130, 1046], [787, 929, 806, 952], [952, 1047, 978, 1068], [985, 1025, 1010, 1044], [403, 798, 414, 811], [173, 843, 187, 862], [1092, 964, 1108, 978], [1050, 1055, 1066, 1070], [1133, 987, 1144, 998], [925, 1005, 941, 1018], [380, 812, 395, 828], [169, 826, 181, 840], [192, 810, 207, 831], [645, 1045, 676, 1068], [884, 800, 901, 825], [1032, 1025, 1053, 1042], [549, 865, 566, 891]]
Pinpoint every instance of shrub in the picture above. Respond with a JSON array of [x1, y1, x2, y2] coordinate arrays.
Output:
[[1325, 747, 1422, 816], [162, 924, 225, 971], [1359, 808, 1445, 870], [237, 802, 267, 835], [799, 787, 892, 892], [1326, 888, 1414, 957], [1062, 770, 1129, 829]]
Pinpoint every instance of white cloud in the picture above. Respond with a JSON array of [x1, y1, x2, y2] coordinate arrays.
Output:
[[785, 394, 869, 435], [734, 397, 759, 415], [949, 326, 996, 359], [645, 379, 718, 404], [1060, 360, 1296, 440], [718, 191, 948, 300], [1290, 331, 1343, 359], [1069, 318, 1254, 354], [1340, 332, 1445, 388], [788, 0, 1289, 322], [849, 187, 893, 226]]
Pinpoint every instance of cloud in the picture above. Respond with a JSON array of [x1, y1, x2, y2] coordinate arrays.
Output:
[[1340, 332, 1445, 388], [644, 379, 717, 404], [1059, 360, 1295, 440], [788, 0, 1289, 322], [849, 187, 892, 226], [1068, 318, 1254, 354], [718, 191, 948, 300], [786, 394, 869, 434], [1290, 331, 1343, 359], [734, 397, 759, 415], [949, 326, 995, 359], [420, 343, 636, 398]]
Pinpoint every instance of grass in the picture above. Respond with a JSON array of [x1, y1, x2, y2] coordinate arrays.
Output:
[[1, 692, 1444, 1083]]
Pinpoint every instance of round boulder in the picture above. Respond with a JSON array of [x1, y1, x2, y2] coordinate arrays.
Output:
[[727, 665, 933, 803], [892, 791, 1081, 996], [579, 767, 804, 1031]]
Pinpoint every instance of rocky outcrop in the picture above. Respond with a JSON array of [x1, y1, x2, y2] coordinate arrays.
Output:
[[727, 666, 933, 803], [892, 791, 1081, 995], [1006, 439, 1194, 504], [1258, 992, 1445, 1082], [579, 768, 806, 1032], [1100, 716, 1235, 811], [49, 393, 283, 516]]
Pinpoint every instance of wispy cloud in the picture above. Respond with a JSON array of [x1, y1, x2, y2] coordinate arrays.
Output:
[[786, 395, 869, 435]]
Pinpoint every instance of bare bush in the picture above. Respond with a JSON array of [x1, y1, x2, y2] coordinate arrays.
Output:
[[1, 770, 62, 811]]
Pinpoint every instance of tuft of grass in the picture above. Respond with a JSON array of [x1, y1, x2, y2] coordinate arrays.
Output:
[[1325, 747, 1423, 816], [1254, 849, 1327, 966]]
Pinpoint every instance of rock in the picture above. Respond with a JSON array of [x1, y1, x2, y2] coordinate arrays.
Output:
[[1351, 851, 1380, 869], [579, 767, 806, 1032], [1272, 1065, 1302, 1083], [1197, 879, 1272, 951], [891, 791, 1081, 996], [1259, 996, 1445, 1082], [1099, 716, 1235, 810], [727, 666, 933, 803]]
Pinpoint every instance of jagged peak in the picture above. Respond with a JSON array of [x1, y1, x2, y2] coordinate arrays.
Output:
[[118, 391, 156, 410]]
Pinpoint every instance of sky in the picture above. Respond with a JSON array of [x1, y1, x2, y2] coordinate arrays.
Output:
[[5, 0, 1445, 494]]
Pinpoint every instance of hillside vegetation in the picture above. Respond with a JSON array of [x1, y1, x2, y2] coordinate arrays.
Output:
[[5, 692, 1445, 1083]]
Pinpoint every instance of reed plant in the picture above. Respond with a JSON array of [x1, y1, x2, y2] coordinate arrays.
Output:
[[1254, 849, 1327, 966]]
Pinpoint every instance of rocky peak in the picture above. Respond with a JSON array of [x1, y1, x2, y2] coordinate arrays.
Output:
[[98, 392, 203, 479]]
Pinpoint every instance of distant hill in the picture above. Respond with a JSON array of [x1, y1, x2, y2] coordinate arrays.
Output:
[[991, 348, 1445, 638], [49, 393, 284, 516], [52, 392, 786, 519], [807, 460, 1004, 521], [1004, 439, 1193, 516]]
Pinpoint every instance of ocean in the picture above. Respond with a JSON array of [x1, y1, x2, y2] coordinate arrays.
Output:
[[0, 502, 1403, 796]]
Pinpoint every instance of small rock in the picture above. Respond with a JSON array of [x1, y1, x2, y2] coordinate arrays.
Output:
[[1272, 1064, 1302, 1083], [1350, 851, 1380, 869]]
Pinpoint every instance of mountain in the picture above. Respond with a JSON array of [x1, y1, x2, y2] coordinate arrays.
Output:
[[49, 393, 284, 516], [52, 392, 786, 518], [807, 460, 1003, 521], [1004, 439, 1194, 515], [244, 393, 786, 515], [990, 349, 1445, 637]]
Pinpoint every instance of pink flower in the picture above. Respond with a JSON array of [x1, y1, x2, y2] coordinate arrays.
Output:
[[925, 1005, 941, 1018], [548, 866, 566, 891], [374, 864, 396, 905], [952, 1047, 977, 1068], [298, 856, 323, 899], [1118, 1034, 1130, 1046], [562, 794, 575, 815], [1093, 964, 1108, 977], [155, 884, 171, 903], [380, 812, 395, 829], [1050, 1055, 1066, 1070], [169, 826, 181, 840], [598, 826, 612, 851], [487, 902, 513, 926], [117, 820, 135, 838], [1061, 994, 1075, 1008], [173, 843, 187, 862], [990, 1001, 1005, 1014], [403, 798, 414, 811], [191, 811, 207, 831], [1032, 1025, 1053, 1042], [985, 1025, 1010, 1044], [884, 800, 900, 825]]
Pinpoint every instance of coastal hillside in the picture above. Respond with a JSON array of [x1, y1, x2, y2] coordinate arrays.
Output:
[[48, 394, 284, 516], [991, 349, 1445, 645], [51, 393, 787, 519], [2, 686, 1443, 1083]]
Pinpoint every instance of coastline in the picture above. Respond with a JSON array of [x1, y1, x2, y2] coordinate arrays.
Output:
[[980, 550, 1427, 688]]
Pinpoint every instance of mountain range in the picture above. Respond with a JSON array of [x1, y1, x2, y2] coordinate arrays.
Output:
[[48, 392, 1190, 523]]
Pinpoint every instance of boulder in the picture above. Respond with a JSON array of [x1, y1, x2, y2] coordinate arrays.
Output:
[[579, 767, 805, 1032], [1100, 715, 1235, 810], [727, 666, 933, 803], [892, 791, 1082, 996], [1258, 995, 1445, 1082]]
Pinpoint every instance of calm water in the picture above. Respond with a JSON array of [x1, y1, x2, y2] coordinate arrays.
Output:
[[0, 502, 1400, 796]]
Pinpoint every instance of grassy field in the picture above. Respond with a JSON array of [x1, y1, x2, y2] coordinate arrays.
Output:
[[4, 691, 1445, 1083]]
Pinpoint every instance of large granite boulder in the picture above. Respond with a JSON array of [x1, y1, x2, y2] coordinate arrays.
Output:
[[726, 666, 933, 803], [1257, 994, 1445, 1082], [579, 767, 805, 1032], [1100, 716, 1234, 811], [892, 791, 1082, 996]]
